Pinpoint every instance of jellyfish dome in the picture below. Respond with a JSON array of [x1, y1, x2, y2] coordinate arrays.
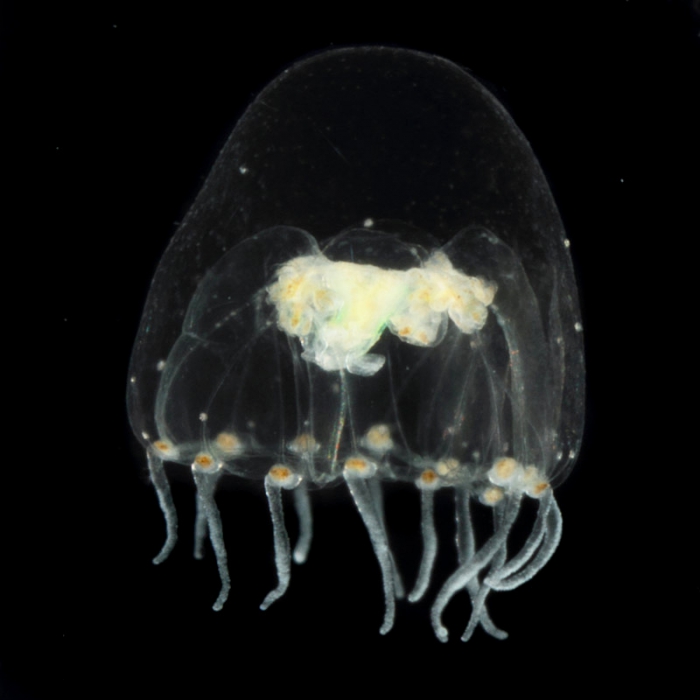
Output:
[[127, 46, 585, 641]]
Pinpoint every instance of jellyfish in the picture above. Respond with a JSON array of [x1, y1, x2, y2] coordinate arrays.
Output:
[[127, 47, 584, 642]]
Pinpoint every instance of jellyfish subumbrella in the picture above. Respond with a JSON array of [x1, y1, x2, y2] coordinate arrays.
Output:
[[127, 47, 584, 642]]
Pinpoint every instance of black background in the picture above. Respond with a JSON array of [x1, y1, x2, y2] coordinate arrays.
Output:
[[9, 1, 700, 696]]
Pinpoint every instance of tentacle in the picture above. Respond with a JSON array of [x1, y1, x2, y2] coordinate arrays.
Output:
[[460, 507, 508, 642], [484, 489, 553, 587], [409, 488, 437, 602], [292, 482, 313, 564], [490, 494, 562, 592], [344, 462, 396, 635], [192, 466, 230, 611], [193, 491, 208, 560], [260, 468, 300, 610], [147, 451, 178, 565], [260, 481, 289, 610], [455, 487, 475, 564], [432, 495, 521, 642], [369, 478, 405, 599], [454, 489, 508, 640]]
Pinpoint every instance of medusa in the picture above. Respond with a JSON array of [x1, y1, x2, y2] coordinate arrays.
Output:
[[127, 47, 584, 641]]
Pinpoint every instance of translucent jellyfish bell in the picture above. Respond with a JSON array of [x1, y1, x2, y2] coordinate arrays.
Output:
[[127, 47, 584, 641]]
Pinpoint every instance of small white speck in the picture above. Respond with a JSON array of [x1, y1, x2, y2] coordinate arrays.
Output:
[[569, 449, 576, 459], [113, 24, 117, 28], [142, 431, 150, 440], [363, 218, 374, 228], [239, 166, 248, 174], [199, 413, 208, 422], [130, 376, 136, 383], [556, 451, 563, 461], [574, 322, 583, 332], [156, 359, 166, 371], [564, 238, 570, 248], [620, 178, 624, 183]]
